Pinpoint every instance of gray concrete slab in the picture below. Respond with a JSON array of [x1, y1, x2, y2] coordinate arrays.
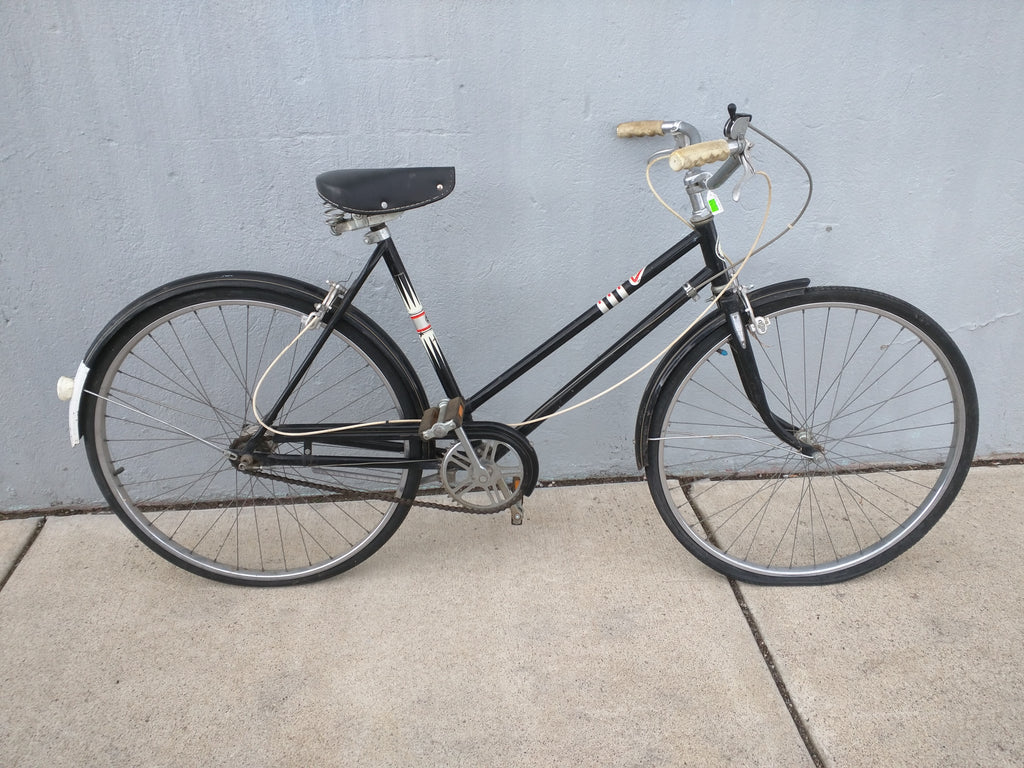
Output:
[[739, 464, 1024, 767], [0, 483, 811, 767], [0, 517, 40, 584]]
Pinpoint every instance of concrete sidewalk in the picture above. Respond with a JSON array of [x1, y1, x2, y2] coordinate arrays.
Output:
[[1, 466, 1021, 767]]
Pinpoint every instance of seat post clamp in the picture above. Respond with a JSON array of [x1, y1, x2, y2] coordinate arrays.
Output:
[[364, 225, 391, 244]]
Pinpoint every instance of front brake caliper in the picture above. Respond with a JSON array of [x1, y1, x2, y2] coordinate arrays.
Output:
[[738, 286, 771, 336]]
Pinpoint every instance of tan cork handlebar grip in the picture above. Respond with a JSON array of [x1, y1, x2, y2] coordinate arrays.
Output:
[[668, 139, 731, 171], [615, 121, 664, 138]]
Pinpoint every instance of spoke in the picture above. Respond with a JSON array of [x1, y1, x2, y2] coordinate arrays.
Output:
[[811, 306, 830, 431], [825, 435, 950, 472], [93, 390, 230, 455], [283, 347, 359, 415], [105, 434, 198, 463], [107, 383, 241, 441], [806, 476, 839, 565], [191, 310, 251, 396], [115, 359, 238, 429], [826, 322, 906, 422], [826, 372, 947, 426], [249, 474, 366, 548], [156, 326, 233, 433], [812, 310, 884, 425], [138, 458, 232, 515]]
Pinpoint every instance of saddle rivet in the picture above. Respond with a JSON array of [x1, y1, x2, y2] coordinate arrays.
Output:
[[380, 201, 388, 209], [437, 184, 444, 191]]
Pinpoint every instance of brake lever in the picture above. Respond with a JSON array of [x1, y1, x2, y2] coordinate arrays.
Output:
[[732, 147, 756, 202]]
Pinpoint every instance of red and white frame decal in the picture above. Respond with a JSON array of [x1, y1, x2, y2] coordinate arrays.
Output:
[[596, 267, 645, 314], [409, 308, 432, 336], [395, 275, 445, 368]]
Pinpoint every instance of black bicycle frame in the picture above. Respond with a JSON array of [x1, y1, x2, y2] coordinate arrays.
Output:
[[248, 215, 809, 464], [247, 219, 717, 443]]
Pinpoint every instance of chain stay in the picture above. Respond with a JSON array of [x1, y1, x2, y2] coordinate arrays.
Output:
[[245, 468, 515, 515], [242, 420, 536, 516]]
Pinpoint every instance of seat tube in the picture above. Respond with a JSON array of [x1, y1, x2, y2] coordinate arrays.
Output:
[[378, 232, 464, 400]]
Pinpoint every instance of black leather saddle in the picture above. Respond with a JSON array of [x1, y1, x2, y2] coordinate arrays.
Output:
[[316, 167, 456, 215]]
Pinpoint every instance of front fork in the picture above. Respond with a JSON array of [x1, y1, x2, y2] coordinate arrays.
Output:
[[695, 218, 818, 458], [718, 290, 819, 457]]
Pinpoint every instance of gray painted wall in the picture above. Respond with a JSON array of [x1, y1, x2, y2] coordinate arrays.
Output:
[[3, 1, 1022, 510]]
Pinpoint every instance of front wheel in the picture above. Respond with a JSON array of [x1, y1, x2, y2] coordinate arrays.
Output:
[[646, 286, 978, 585], [82, 280, 424, 586]]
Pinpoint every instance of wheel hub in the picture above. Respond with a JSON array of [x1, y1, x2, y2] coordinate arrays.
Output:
[[795, 428, 825, 461], [229, 427, 276, 471]]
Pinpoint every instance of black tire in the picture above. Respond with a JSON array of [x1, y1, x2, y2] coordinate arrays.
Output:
[[645, 286, 978, 585], [82, 282, 423, 585]]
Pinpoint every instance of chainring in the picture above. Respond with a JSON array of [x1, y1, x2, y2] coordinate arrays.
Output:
[[440, 423, 539, 513]]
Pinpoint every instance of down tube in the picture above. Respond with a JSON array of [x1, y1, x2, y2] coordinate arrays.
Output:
[[515, 273, 712, 436], [467, 231, 703, 412]]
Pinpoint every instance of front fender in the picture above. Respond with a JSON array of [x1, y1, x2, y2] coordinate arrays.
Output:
[[67, 271, 428, 445], [633, 278, 811, 470]]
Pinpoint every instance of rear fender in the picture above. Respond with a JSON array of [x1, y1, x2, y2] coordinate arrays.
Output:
[[633, 278, 810, 470], [70, 271, 428, 444]]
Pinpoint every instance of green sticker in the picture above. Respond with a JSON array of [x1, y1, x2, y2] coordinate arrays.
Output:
[[708, 192, 722, 215]]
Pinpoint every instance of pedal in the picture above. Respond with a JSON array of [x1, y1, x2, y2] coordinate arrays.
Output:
[[418, 406, 439, 438], [510, 477, 524, 525], [419, 397, 465, 441], [510, 501, 524, 525]]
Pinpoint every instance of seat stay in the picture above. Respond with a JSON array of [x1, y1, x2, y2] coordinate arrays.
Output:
[[237, 240, 388, 453]]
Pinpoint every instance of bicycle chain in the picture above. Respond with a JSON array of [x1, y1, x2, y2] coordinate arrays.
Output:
[[245, 468, 516, 515]]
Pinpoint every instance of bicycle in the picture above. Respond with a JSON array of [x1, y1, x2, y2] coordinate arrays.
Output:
[[57, 104, 978, 587]]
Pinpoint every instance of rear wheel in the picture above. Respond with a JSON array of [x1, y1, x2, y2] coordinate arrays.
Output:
[[82, 282, 423, 585], [646, 286, 978, 585]]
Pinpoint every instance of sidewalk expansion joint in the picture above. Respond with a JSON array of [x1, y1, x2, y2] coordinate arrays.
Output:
[[729, 578, 826, 768], [0, 518, 47, 593], [0, 504, 107, 521]]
